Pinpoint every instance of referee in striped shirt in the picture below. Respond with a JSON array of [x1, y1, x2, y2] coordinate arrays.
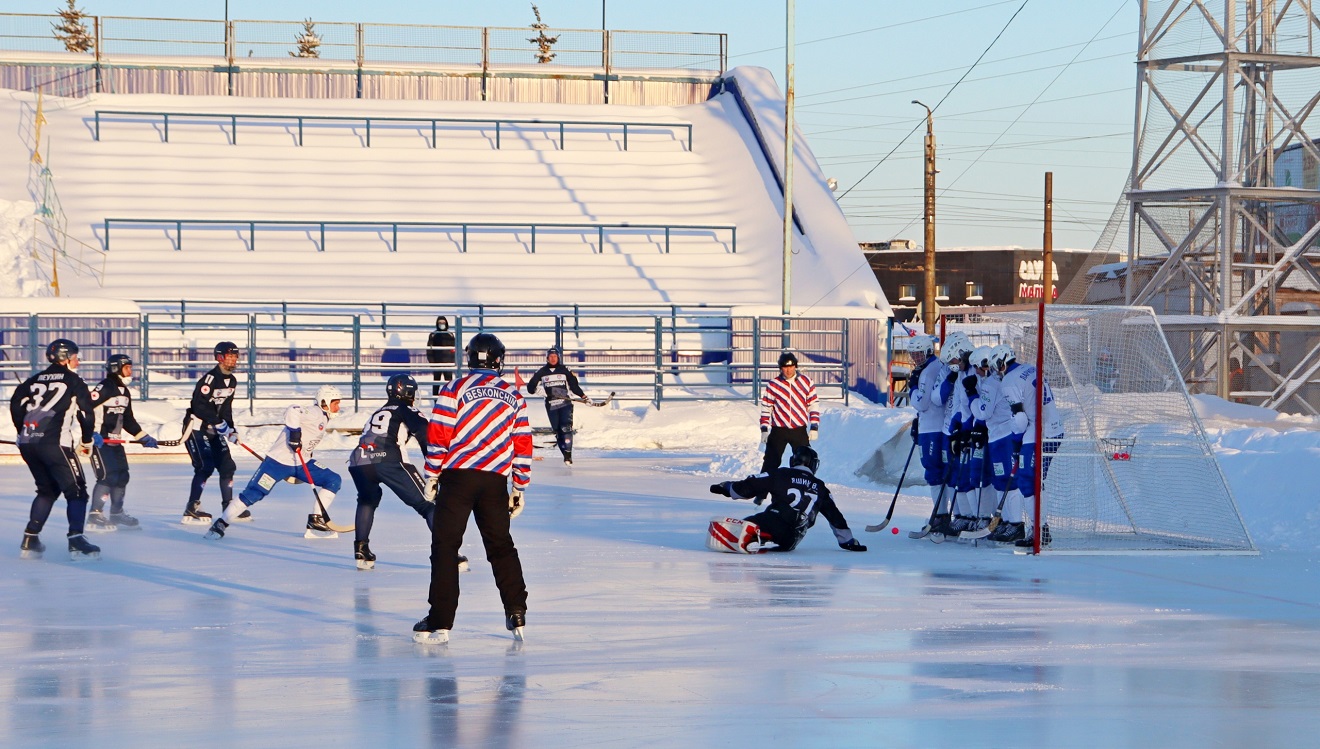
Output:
[[759, 352, 820, 474]]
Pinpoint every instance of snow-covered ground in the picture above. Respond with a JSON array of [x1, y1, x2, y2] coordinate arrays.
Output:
[[2, 393, 1318, 748]]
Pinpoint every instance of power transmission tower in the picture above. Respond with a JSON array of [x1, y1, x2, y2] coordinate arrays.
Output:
[[1127, 0, 1320, 415]]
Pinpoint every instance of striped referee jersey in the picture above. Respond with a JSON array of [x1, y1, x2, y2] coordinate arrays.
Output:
[[759, 373, 820, 430], [425, 370, 532, 489]]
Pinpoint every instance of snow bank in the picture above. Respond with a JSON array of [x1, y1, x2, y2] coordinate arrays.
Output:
[[0, 199, 46, 297]]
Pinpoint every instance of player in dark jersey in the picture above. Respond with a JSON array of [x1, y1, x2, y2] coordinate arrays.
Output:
[[8, 339, 100, 560], [181, 341, 241, 525], [525, 347, 586, 465], [86, 354, 159, 531], [349, 374, 438, 570], [707, 445, 867, 554]]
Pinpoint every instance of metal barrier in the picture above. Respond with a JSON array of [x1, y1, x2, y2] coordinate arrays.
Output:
[[92, 110, 694, 151], [102, 218, 737, 255]]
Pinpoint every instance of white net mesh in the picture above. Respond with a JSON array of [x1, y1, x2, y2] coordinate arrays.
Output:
[[979, 305, 1254, 553]]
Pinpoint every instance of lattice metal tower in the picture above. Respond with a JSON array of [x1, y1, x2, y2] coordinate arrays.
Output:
[[1125, 0, 1320, 414]]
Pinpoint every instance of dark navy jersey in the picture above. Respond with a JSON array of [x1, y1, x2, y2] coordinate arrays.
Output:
[[187, 365, 237, 432], [351, 400, 429, 466], [526, 364, 585, 410], [726, 466, 851, 551], [9, 364, 94, 447], [90, 375, 143, 438]]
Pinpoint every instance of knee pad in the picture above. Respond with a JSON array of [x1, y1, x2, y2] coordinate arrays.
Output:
[[706, 517, 767, 554]]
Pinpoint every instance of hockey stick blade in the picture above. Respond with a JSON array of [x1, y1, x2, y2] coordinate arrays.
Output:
[[959, 527, 992, 540], [907, 526, 933, 539], [864, 519, 891, 533], [323, 519, 355, 533]]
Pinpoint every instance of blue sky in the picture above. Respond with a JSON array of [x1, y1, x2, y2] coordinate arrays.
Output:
[[6, 0, 1136, 249]]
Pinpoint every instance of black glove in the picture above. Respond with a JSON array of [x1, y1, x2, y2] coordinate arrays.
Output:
[[709, 482, 729, 497], [909, 418, 919, 442], [839, 539, 867, 552], [286, 427, 302, 452], [962, 375, 979, 398], [945, 369, 958, 384], [971, 422, 988, 448]]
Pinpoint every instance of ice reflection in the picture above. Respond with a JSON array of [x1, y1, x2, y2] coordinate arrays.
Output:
[[425, 651, 526, 749], [706, 559, 846, 608]]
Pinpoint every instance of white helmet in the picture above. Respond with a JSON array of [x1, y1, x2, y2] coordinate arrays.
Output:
[[969, 345, 996, 372], [316, 385, 343, 409], [991, 344, 1016, 372], [908, 334, 937, 365], [939, 332, 975, 370]]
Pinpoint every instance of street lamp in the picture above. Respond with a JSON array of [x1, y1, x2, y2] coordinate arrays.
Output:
[[913, 100, 936, 336]]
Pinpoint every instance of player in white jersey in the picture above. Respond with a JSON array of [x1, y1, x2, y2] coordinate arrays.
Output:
[[205, 386, 344, 540], [961, 346, 1005, 532], [935, 333, 980, 534], [988, 344, 1064, 546], [908, 335, 956, 530]]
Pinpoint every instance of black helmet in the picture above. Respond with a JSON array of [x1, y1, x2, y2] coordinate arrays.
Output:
[[386, 373, 418, 404], [466, 333, 506, 372], [778, 351, 799, 368], [547, 346, 560, 361], [214, 341, 239, 358], [46, 339, 79, 364], [789, 445, 820, 474], [107, 353, 133, 377], [436, 316, 449, 331]]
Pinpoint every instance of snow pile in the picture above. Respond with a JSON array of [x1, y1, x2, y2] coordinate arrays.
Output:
[[0, 198, 45, 297]]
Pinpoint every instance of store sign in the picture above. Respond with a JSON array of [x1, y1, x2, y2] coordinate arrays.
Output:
[[1018, 260, 1059, 281], [1019, 283, 1060, 300]]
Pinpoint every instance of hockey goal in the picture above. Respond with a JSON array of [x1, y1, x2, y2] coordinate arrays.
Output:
[[976, 305, 1255, 554]]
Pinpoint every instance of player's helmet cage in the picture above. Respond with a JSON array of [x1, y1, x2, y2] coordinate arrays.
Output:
[[386, 374, 418, 403], [46, 338, 79, 364], [107, 353, 133, 377], [435, 316, 449, 331], [214, 341, 240, 359], [939, 332, 974, 367], [316, 384, 343, 408], [991, 343, 1016, 372], [777, 351, 799, 368], [970, 345, 996, 371], [466, 333, 506, 372], [789, 445, 820, 474]]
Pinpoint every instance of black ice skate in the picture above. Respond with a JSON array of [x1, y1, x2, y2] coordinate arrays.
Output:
[[1015, 523, 1052, 549], [20, 532, 45, 560], [413, 618, 449, 644], [354, 540, 376, 570], [204, 518, 229, 540], [563, 451, 573, 466], [181, 502, 213, 526], [305, 514, 338, 539], [988, 521, 1026, 544], [110, 512, 141, 530], [505, 610, 526, 641], [67, 533, 102, 561], [86, 510, 118, 533]]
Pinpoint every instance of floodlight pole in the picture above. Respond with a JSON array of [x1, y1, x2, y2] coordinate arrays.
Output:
[[782, 0, 795, 319]]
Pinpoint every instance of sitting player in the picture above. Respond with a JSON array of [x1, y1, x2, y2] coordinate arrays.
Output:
[[206, 385, 344, 540], [706, 445, 867, 554]]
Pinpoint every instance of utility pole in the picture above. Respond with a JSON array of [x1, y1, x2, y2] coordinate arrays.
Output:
[[782, 0, 795, 319], [1043, 171, 1053, 303], [914, 100, 936, 335]]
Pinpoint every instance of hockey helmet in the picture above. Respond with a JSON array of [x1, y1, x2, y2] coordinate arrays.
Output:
[[466, 333, 506, 372], [214, 341, 240, 359], [969, 345, 997, 372], [107, 353, 133, 378], [316, 384, 343, 409], [789, 444, 820, 474], [546, 346, 560, 363], [435, 316, 449, 331], [778, 351, 799, 368], [939, 332, 975, 369], [991, 343, 1016, 372], [46, 338, 79, 364], [386, 374, 418, 404]]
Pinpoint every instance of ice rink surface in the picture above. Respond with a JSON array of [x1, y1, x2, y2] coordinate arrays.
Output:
[[3, 450, 1319, 749]]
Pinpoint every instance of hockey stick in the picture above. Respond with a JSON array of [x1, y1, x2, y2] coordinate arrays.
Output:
[[103, 438, 182, 447], [574, 391, 616, 408], [865, 440, 917, 532], [907, 445, 965, 540], [296, 448, 354, 533], [959, 450, 1020, 540]]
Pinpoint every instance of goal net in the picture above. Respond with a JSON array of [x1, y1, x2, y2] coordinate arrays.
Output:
[[977, 305, 1254, 553]]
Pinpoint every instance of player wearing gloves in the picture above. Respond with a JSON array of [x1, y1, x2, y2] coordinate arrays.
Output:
[[988, 344, 1064, 546], [9, 339, 100, 560], [907, 334, 956, 528], [86, 354, 158, 531], [181, 341, 241, 525], [707, 445, 865, 554], [525, 346, 586, 465], [937, 334, 981, 534], [205, 386, 344, 540], [758, 351, 820, 474], [415, 333, 532, 645]]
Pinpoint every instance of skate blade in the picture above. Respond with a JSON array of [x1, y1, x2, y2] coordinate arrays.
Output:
[[85, 525, 118, 534], [20, 550, 43, 560], [356, 559, 375, 570], [457, 559, 470, 573], [413, 630, 449, 645], [69, 551, 102, 561], [929, 532, 945, 544], [511, 626, 525, 642], [203, 529, 224, 540], [304, 529, 339, 539], [181, 516, 211, 526], [232, 515, 254, 523], [112, 524, 142, 531]]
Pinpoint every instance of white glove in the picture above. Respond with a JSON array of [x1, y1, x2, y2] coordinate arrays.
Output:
[[809, 427, 819, 442], [759, 428, 769, 448], [216, 422, 240, 444], [509, 489, 525, 519], [77, 441, 93, 457], [424, 474, 440, 502]]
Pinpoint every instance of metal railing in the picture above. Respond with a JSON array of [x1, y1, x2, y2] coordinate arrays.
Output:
[[92, 110, 694, 151], [102, 218, 737, 255]]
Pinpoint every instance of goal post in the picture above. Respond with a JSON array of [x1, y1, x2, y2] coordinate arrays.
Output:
[[978, 304, 1255, 554]]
